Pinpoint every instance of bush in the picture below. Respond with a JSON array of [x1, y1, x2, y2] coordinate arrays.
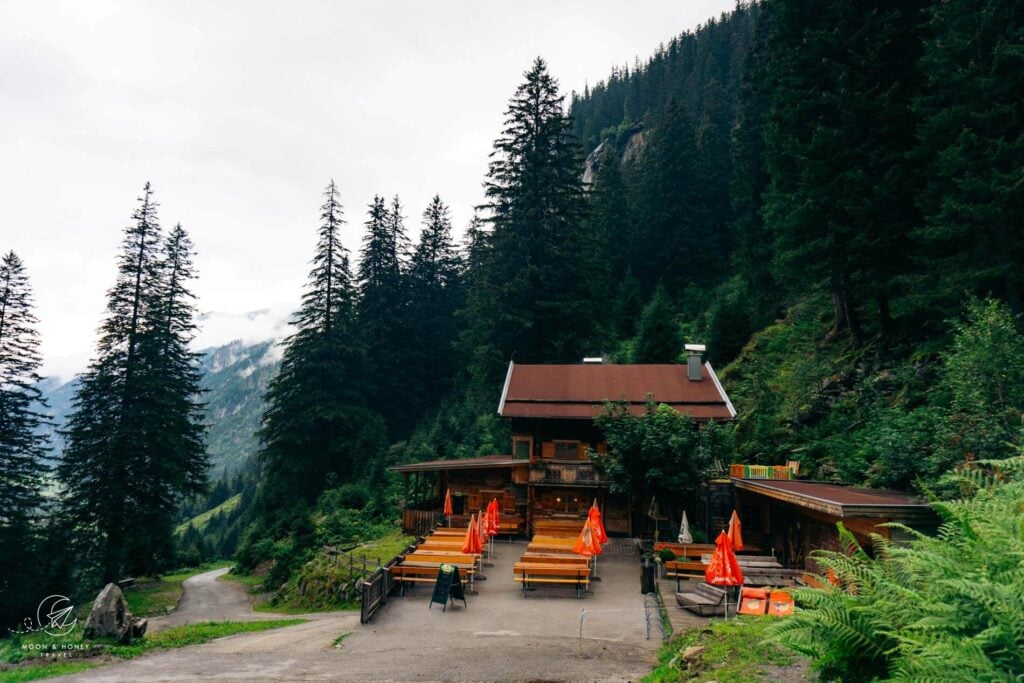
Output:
[[657, 548, 677, 562], [764, 455, 1024, 681]]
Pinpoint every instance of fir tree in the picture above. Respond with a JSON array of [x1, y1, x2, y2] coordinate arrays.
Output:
[[0, 251, 50, 629], [131, 223, 208, 571], [407, 195, 463, 413], [634, 285, 680, 363], [59, 183, 165, 583], [248, 181, 384, 569], [357, 195, 412, 435], [914, 0, 1024, 315], [471, 57, 595, 382], [59, 184, 207, 581]]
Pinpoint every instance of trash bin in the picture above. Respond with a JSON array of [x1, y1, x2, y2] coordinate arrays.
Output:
[[641, 558, 656, 594]]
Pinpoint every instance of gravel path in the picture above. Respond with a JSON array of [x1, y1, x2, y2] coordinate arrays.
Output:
[[55, 544, 658, 681]]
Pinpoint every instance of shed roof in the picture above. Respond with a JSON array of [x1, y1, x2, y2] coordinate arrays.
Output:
[[498, 361, 736, 421], [732, 478, 934, 519]]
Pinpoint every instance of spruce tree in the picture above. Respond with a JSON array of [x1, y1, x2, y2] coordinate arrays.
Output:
[[914, 0, 1024, 315], [407, 195, 463, 414], [59, 184, 207, 581], [634, 285, 680, 363], [471, 57, 595, 383], [131, 223, 208, 571], [0, 251, 50, 628], [249, 181, 384, 567], [357, 195, 412, 435]]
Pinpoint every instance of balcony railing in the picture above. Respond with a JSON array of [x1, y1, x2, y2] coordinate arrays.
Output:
[[530, 461, 604, 485], [729, 464, 795, 480]]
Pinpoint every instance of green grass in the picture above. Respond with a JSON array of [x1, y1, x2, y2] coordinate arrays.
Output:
[[174, 494, 241, 535], [105, 620, 305, 658], [122, 561, 232, 617], [644, 616, 804, 683], [0, 661, 97, 683], [0, 619, 304, 682]]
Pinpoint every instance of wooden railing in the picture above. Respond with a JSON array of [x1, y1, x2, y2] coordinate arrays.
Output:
[[729, 464, 795, 480], [402, 509, 440, 535], [359, 567, 390, 624], [529, 462, 603, 485]]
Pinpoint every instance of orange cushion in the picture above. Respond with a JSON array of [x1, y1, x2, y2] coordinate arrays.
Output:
[[768, 591, 794, 617]]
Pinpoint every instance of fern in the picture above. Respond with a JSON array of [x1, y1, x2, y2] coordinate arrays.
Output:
[[765, 455, 1024, 681]]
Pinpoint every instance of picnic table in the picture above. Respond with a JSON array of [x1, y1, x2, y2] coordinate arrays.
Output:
[[513, 561, 590, 598]]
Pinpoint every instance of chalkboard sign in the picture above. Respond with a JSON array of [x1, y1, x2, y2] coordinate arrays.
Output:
[[429, 564, 467, 612]]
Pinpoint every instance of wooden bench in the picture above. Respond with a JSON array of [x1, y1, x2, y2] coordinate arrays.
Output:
[[534, 521, 585, 537], [513, 562, 590, 598], [665, 560, 707, 590], [430, 528, 469, 536], [676, 582, 729, 617], [520, 553, 589, 566], [389, 564, 472, 596]]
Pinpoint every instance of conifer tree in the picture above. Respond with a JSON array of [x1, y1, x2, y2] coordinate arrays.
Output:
[[470, 57, 595, 384], [407, 196, 463, 413], [131, 223, 208, 571], [0, 251, 50, 628], [250, 181, 383, 562], [357, 195, 412, 435], [914, 0, 1024, 315], [59, 184, 207, 581], [634, 285, 680, 363]]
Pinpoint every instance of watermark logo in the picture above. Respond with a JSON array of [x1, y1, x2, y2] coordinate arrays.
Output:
[[35, 595, 77, 637]]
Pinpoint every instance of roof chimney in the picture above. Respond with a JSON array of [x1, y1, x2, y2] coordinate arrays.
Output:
[[685, 344, 705, 381]]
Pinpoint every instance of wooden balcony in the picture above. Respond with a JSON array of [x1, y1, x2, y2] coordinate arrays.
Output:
[[729, 464, 796, 480], [529, 461, 606, 487]]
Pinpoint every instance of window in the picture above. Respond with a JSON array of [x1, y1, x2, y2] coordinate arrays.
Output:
[[513, 437, 532, 460], [553, 441, 581, 460]]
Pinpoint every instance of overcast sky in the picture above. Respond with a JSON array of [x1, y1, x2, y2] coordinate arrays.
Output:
[[1, 0, 735, 380]]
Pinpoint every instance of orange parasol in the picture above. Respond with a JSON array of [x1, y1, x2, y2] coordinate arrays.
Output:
[[486, 498, 500, 537], [462, 514, 482, 554], [443, 488, 453, 522], [588, 499, 608, 544], [572, 519, 602, 557], [706, 530, 743, 586], [727, 509, 744, 551], [706, 530, 743, 619], [478, 509, 487, 548]]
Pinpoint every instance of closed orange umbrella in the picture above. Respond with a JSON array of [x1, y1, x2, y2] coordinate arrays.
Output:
[[478, 509, 487, 548], [588, 499, 608, 544], [486, 498, 500, 537], [572, 519, 602, 557], [727, 509, 744, 551], [443, 488, 453, 526], [462, 514, 482, 555], [705, 531, 744, 619]]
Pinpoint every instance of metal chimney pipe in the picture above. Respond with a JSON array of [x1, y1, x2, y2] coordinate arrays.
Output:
[[685, 344, 706, 381]]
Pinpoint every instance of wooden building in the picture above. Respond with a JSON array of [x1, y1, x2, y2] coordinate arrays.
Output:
[[729, 477, 938, 570], [392, 350, 737, 536]]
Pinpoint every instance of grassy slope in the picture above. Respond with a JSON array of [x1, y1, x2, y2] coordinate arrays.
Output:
[[225, 531, 413, 613], [0, 619, 304, 682], [645, 616, 807, 683], [174, 494, 242, 535]]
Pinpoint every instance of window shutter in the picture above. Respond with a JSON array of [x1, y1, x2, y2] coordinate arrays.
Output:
[[542, 441, 555, 459]]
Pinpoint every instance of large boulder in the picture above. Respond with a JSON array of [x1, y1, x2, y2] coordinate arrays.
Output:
[[83, 583, 147, 643]]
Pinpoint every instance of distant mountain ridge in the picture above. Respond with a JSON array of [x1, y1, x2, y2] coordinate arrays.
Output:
[[38, 336, 280, 478]]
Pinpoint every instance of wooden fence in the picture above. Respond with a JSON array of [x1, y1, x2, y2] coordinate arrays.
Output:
[[359, 567, 390, 624], [402, 509, 440, 535]]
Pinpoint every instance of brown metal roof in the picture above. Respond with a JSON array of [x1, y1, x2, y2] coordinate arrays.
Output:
[[733, 478, 934, 518], [498, 362, 736, 421], [388, 454, 525, 474]]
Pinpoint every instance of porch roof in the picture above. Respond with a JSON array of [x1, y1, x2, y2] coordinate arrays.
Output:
[[388, 454, 524, 474], [732, 478, 934, 519]]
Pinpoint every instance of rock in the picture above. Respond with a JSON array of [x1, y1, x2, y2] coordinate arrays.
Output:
[[681, 645, 704, 665], [83, 583, 145, 643]]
